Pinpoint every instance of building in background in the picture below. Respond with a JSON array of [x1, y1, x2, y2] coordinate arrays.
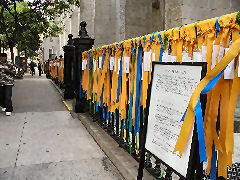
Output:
[[41, 0, 240, 62], [41, 5, 80, 61]]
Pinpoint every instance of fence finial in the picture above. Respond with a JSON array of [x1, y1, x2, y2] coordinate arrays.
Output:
[[79, 21, 89, 38]]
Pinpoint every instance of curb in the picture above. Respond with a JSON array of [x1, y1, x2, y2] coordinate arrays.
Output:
[[62, 100, 72, 112]]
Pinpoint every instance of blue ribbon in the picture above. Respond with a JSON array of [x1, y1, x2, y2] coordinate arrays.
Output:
[[131, 39, 134, 60], [129, 40, 134, 133], [89, 53, 92, 95], [143, 35, 147, 46], [181, 69, 224, 163], [136, 71, 142, 134], [103, 107, 105, 119], [180, 110, 187, 122], [195, 99, 207, 162], [215, 17, 220, 38], [134, 39, 143, 135], [106, 107, 109, 122], [100, 84, 104, 107], [178, 24, 186, 38], [201, 69, 224, 95], [124, 118, 126, 132], [179, 25, 183, 31], [195, 69, 224, 162], [79, 85, 82, 99], [210, 143, 217, 180], [129, 93, 133, 132], [102, 50, 106, 69], [116, 44, 124, 103], [158, 32, 163, 62], [89, 53, 92, 74], [150, 31, 159, 44], [99, 50, 106, 107], [168, 40, 171, 55], [181, 69, 224, 121], [96, 102, 98, 112]]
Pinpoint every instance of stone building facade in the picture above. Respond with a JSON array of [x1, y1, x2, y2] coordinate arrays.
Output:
[[42, 6, 80, 61], [41, 0, 240, 61]]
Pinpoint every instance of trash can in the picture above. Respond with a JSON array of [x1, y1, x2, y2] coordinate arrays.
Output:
[[0, 73, 14, 116], [4, 84, 13, 116], [0, 82, 5, 111]]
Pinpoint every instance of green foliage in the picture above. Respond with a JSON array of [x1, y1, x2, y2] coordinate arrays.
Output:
[[0, 0, 80, 58]]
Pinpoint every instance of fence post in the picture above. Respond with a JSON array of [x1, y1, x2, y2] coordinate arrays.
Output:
[[73, 21, 94, 113], [63, 34, 75, 99]]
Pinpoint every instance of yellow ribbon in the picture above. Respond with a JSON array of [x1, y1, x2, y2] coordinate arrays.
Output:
[[174, 38, 240, 155]]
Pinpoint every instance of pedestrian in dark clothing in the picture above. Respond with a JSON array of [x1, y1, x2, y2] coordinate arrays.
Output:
[[38, 63, 42, 76], [29, 61, 35, 76]]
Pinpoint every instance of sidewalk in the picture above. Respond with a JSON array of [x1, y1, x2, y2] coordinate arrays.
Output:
[[52, 75, 240, 179], [0, 74, 124, 180]]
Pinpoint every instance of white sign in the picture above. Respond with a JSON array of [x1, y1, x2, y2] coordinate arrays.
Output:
[[82, 60, 84, 70], [224, 48, 235, 79], [162, 52, 171, 62], [201, 46, 207, 62], [238, 56, 240, 78], [144, 51, 151, 71], [193, 52, 203, 62], [93, 59, 97, 72], [182, 52, 192, 62], [152, 51, 156, 62], [117, 58, 121, 74], [110, 56, 115, 71], [145, 64, 203, 177], [123, 56, 130, 73], [82, 60, 86, 70], [99, 56, 102, 69], [170, 56, 177, 62], [218, 46, 225, 62], [211, 45, 219, 70]]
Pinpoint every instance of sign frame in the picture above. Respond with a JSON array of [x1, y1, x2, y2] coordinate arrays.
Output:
[[137, 62, 207, 180]]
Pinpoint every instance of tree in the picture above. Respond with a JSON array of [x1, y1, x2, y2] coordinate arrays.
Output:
[[0, 0, 80, 62]]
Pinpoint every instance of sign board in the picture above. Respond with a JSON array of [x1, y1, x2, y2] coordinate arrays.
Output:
[[145, 62, 204, 178]]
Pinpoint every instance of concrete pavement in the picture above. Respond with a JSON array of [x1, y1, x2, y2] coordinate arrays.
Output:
[[0, 74, 124, 180]]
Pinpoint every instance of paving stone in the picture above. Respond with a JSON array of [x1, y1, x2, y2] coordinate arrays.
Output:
[[0, 113, 26, 168], [0, 158, 124, 180]]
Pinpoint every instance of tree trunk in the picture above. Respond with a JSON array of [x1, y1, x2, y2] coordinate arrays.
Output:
[[10, 46, 14, 63], [2, 42, 4, 53], [17, 48, 20, 56]]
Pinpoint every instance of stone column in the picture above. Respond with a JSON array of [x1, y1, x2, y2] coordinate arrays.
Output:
[[94, 0, 116, 47], [80, 0, 95, 38], [124, 0, 152, 39], [63, 34, 75, 99], [72, 21, 94, 113]]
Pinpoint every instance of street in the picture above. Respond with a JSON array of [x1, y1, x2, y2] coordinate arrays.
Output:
[[0, 74, 123, 180]]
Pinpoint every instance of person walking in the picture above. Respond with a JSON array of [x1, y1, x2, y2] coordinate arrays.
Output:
[[38, 62, 42, 76], [29, 61, 35, 76]]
